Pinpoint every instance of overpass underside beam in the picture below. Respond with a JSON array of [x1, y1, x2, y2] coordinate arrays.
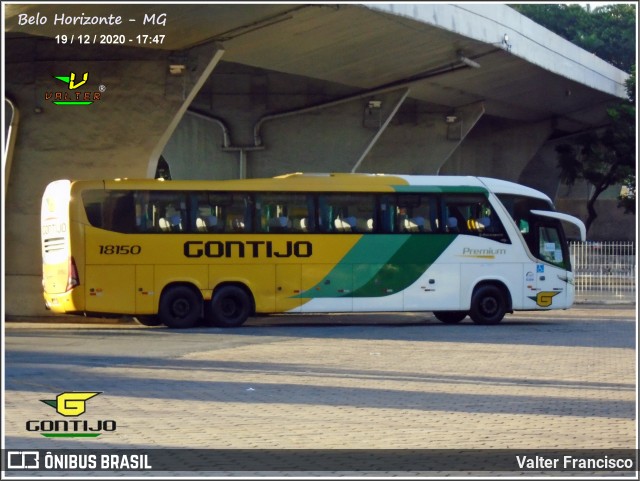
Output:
[[351, 88, 411, 173], [440, 118, 554, 180], [147, 42, 226, 178]]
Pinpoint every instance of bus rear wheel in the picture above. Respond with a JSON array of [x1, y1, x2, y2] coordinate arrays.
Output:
[[207, 285, 252, 328], [159, 285, 202, 329], [470, 284, 506, 325], [433, 311, 467, 324]]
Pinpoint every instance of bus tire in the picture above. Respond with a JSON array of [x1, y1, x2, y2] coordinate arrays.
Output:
[[159, 285, 202, 329], [207, 285, 252, 328], [433, 311, 467, 324], [470, 284, 506, 325]]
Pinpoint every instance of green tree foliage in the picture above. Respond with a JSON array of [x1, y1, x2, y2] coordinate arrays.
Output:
[[555, 66, 636, 232], [511, 3, 636, 233], [509, 4, 636, 71]]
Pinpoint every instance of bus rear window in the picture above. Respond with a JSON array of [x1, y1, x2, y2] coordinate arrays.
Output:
[[82, 190, 137, 233], [83, 190, 193, 233]]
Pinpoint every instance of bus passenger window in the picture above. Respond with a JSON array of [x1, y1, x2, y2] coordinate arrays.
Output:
[[141, 192, 187, 233], [320, 194, 374, 233], [395, 194, 435, 233], [84, 202, 103, 228], [164, 204, 183, 232], [103, 191, 136, 233], [192, 194, 222, 233], [442, 194, 509, 243], [198, 192, 253, 233], [446, 217, 459, 233], [258, 193, 312, 233], [196, 215, 218, 232]]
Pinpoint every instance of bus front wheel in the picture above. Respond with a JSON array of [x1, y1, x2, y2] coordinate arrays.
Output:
[[159, 285, 202, 329], [207, 285, 252, 328], [433, 311, 467, 324], [469, 284, 506, 325]]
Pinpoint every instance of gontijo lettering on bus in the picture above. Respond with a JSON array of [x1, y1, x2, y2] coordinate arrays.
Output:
[[183, 240, 312, 258]]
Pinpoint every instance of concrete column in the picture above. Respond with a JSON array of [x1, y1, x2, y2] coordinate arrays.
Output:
[[3, 39, 223, 316], [357, 101, 485, 174], [351, 88, 410, 173], [440, 117, 553, 180], [146, 43, 225, 177]]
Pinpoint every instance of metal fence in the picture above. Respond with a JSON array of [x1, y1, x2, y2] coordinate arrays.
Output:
[[569, 241, 636, 303]]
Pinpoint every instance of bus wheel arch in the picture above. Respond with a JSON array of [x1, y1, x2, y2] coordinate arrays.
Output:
[[206, 283, 254, 328], [158, 283, 203, 329], [469, 281, 511, 325], [433, 311, 468, 324]]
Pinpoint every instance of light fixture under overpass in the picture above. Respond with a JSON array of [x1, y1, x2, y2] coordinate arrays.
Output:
[[458, 50, 481, 69], [169, 64, 187, 75]]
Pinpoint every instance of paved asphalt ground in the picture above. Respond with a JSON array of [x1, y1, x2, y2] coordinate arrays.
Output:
[[2, 304, 637, 477]]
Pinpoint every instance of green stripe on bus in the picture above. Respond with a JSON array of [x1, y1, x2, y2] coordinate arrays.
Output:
[[297, 234, 455, 299], [295, 236, 407, 298], [392, 185, 488, 194], [350, 235, 455, 297]]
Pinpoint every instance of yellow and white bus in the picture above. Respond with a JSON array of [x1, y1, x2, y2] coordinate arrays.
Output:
[[41, 173, 586, 328]]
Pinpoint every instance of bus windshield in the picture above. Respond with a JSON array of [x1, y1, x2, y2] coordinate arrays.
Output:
[[496, 193, 573, 270]]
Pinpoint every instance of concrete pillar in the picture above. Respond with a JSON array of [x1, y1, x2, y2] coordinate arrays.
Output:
[[4, 39, 224, 316], [440, 117, 553, 180], [356, 101, 485, 174], [351, 88, 411, 173], [146, 43, 225, 177]]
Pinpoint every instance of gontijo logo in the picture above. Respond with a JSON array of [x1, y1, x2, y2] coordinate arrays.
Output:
[[26, 391, 117, 437], [45, 71, 105, 105], [528, 291, 561, 307], [41, 391, 100, 416]]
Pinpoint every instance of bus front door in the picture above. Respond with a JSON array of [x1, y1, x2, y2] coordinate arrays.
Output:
[[525, 223, 570, 309]]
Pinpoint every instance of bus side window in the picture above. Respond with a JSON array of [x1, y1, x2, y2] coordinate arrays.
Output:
[[104, 191, 136, 233], [442, 195, 485, 236], [379, 195, 395, 233], [443, 194, 510, 243], [191, 193, 220, 233], [146, 192, 187, 233], [85, 202, 103, 228], [318, 196, 332, 233], [164, 203, 183, 232], [446, 216, 459, 233], [328, 194, 375, 233], [296, 195, 316, 233], [215, 192, 253, 232], [257, 193, 311, 233], [395, 194, 435, 233]]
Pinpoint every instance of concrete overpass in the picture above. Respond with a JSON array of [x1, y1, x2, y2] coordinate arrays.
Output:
[[3, 3, 632, 316]]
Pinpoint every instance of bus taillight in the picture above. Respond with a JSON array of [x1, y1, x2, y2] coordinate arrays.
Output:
[[66, 256, 80, 291]]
